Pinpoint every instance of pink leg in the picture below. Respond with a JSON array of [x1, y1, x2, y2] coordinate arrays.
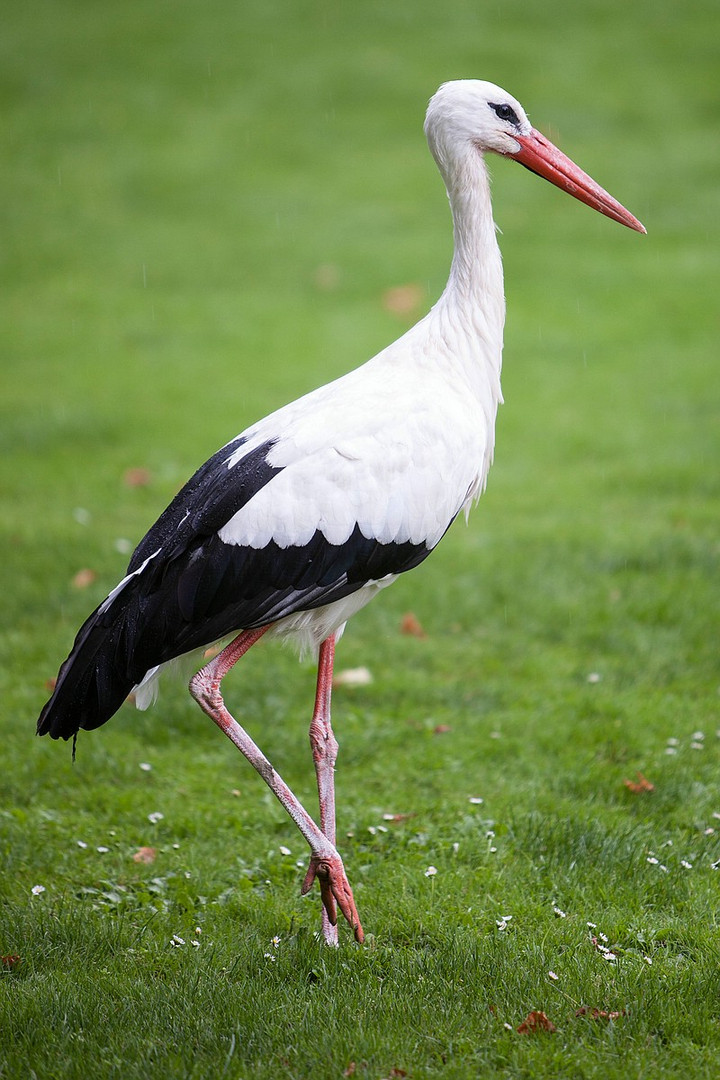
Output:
[[189, 627, 364, 943], [309, 636, 340, 944]]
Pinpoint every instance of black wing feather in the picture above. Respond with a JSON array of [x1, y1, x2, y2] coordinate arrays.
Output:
[[38, 424, 439, 742]]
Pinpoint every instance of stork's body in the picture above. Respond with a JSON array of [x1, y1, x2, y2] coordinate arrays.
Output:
[[38, 81, 644, 943]]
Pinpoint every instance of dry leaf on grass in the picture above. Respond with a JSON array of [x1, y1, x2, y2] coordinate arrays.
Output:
[[132, 847, 157, 864], [123, 467, 152, 488], [71, 568, 97, 589], [576, 1006, 626, 1021], [517, 1011, 556, 1034], [382, 283, 425, 318], [623, 772, 654, 794], [314, 263, 341, 291], [1, 955, 21, 970], [433, 724, 452, 735], [400, 612, 426, 638]]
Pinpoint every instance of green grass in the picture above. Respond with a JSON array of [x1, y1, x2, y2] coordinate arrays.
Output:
[[2, 0, 720, 1077]]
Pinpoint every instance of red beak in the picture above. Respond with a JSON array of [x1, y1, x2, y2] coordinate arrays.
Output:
[[510, 128, 646, 233]]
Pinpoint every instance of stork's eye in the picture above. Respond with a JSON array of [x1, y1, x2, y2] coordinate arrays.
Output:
[[489, 102, 520, 126]]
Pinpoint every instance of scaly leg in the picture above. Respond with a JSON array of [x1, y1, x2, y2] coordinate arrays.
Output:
[[308, 635, 339, 944], [189, 627, 364, 943]]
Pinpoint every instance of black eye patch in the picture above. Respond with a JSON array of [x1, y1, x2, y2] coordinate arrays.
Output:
[[489, 102, 520, 126]]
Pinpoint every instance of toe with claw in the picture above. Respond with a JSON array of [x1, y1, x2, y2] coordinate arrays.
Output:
[[301, 852, 364, 943]]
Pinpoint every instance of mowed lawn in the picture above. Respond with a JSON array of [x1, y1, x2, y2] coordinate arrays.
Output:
[[1, 1, 719, 1077]]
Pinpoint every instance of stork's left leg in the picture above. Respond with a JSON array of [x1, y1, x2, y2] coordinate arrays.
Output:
[[190, 628, 364, 943], [307, 635, 340, 945]]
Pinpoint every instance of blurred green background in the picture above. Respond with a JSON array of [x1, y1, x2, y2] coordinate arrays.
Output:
[[2, 1, 719, 1077]]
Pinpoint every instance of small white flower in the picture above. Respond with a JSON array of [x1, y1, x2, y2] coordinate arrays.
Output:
[[77, 841, 88, 849], [279, 845, 291, 856], [486, 830, 495, 839], [587, 921, 597, 929], [139, 762, 152, 772], [599, 932, 609, 943], [377, 825, 388, 833], [603, 951, 617, 962], [711, 859, 720, 870], [692, 731, 705, 741], [195, 927, 202, 936], [270, 936, 281, 947], [666, 737, 679, 746], [704, 828, 715, 836], [690, 742, 704, 751], [263, 952, 276, 962], [97, 846, 109, 854], [496, 915, 512, 931], [587, 672, 601, 683], [424, 865, 437, 877], [31, 885, 46, 896], [489, 847, 497, 853], [548, 970, 559, 981], [659, 864, 668, 873], [665, 747, 677, 755], [191, 940, 200, 948], [170, 935, 185, 947], [367, 826, 377, 835], [644, 955, 653, 965], [468, 797, 484, 805], [148, 812, 164, 824], [553, 906, 567, 918], [503, 1022, 513, 1031], [647, 856, 659, 865], [681, 860, 692, 869], [452, 842, 460, 854]]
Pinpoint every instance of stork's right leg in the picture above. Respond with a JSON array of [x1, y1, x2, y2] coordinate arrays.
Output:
[[189, 628, 364, 943]]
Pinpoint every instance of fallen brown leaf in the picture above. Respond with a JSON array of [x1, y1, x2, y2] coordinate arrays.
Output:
[[576, 1006, 626, 1021], [71, 568, 97, 589], [314, 263, 341, 291], [400, 612, 426, 638], [517, 1011, 556, 1034], [433, 724, 452, 735], [1, 954, 21, 970], [132, 847, 157, 864], [382, 283, 425, 318], [123, 467, 152, 488], [623, 772, 654, 794]]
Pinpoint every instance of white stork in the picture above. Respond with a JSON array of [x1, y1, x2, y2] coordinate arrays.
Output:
[[38, 80, 645, 944]]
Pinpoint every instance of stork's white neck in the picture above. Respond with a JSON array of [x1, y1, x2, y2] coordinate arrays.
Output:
[[420, 144, 505, 415], [440, 147, 503, 317]]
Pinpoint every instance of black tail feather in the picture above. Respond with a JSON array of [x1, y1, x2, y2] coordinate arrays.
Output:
[[37, 596, 139, 741]]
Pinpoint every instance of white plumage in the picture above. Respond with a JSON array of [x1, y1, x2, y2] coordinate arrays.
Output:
[[38, 80, 644, 944]]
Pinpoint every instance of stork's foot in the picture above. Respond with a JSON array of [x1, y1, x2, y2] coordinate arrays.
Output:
[[301, 852, 364, 944]]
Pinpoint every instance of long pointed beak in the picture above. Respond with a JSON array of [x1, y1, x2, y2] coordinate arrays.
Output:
[[509, 128, 646, 233]]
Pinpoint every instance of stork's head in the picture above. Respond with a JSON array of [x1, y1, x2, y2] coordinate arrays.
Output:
[[425, 80, 646, 233]]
